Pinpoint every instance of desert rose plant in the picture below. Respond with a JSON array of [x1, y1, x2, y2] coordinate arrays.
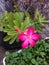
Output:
[[0, 9, 47, 48], [1, 9, 49, 65]]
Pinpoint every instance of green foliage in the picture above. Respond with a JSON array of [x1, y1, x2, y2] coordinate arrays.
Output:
[[0, 9, 48, 44], [31, 9, 46, 31], [0, 11, 31, 44], [5, 40, 49, 65]]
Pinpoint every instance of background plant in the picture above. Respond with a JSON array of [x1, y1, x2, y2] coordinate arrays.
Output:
[[5, 40, 49, 65]]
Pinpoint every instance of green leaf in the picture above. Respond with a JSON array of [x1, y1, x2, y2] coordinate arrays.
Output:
[[7, 31, 16, 35], [23, 17, 31, 30], [7, 24, 14, 30], [40, 52, 46, 57], [44, 20, 49, 22], [25, 12, 30, 18], [3, 35, 13, 41], [0, 21, 8, 26], [39, 15, 45, 22], [3, 27, 12, 32], [13, 20, 20, 29], [14, 12, 24, 28], [0, 25, 3, 31], [9, 35, 17, 44], [5, 12, 14, 22], [31, 59, 36, 64]]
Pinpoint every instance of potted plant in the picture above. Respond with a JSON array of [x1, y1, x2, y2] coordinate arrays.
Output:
[[0, 9, 48, 50], [3, 40, 49, 65], [45, 37, 49, 43]]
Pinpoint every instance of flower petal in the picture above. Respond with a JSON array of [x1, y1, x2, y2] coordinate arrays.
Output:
[[22, 40, 28, 49], [27, 27, 34, 35], [32, 34, 40, 41], [29, 39, 36, 47], [18, 33, 26, 41]]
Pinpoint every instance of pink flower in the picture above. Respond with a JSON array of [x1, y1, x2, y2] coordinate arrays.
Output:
[[18, 27, 40, 49]]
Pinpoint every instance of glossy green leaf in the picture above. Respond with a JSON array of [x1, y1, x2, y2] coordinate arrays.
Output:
[[3, 35, 13, 41], [9, 35, 17, 44]]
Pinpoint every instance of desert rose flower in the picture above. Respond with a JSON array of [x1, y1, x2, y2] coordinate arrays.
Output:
[[18, 27, 40, 48]]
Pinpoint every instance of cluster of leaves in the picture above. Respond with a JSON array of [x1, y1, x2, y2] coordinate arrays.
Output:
[[31, 9, 45, 31], [0, 11, 31, 44], [5, 40, 49, 65], [0, 10, 47, 44]]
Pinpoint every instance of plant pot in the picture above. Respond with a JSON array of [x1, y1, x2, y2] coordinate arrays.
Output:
[[44, 37, 49, 43], [3, 57, 6, 65], [0, 32, 22, 50], [3, 50, 22, 65], [3, 41, 49, 65], [0, 32, 4, 46], [3, 41, 22, 50]]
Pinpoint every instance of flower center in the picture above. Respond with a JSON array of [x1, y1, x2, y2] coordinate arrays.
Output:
[[27, 35, 31, 39]]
